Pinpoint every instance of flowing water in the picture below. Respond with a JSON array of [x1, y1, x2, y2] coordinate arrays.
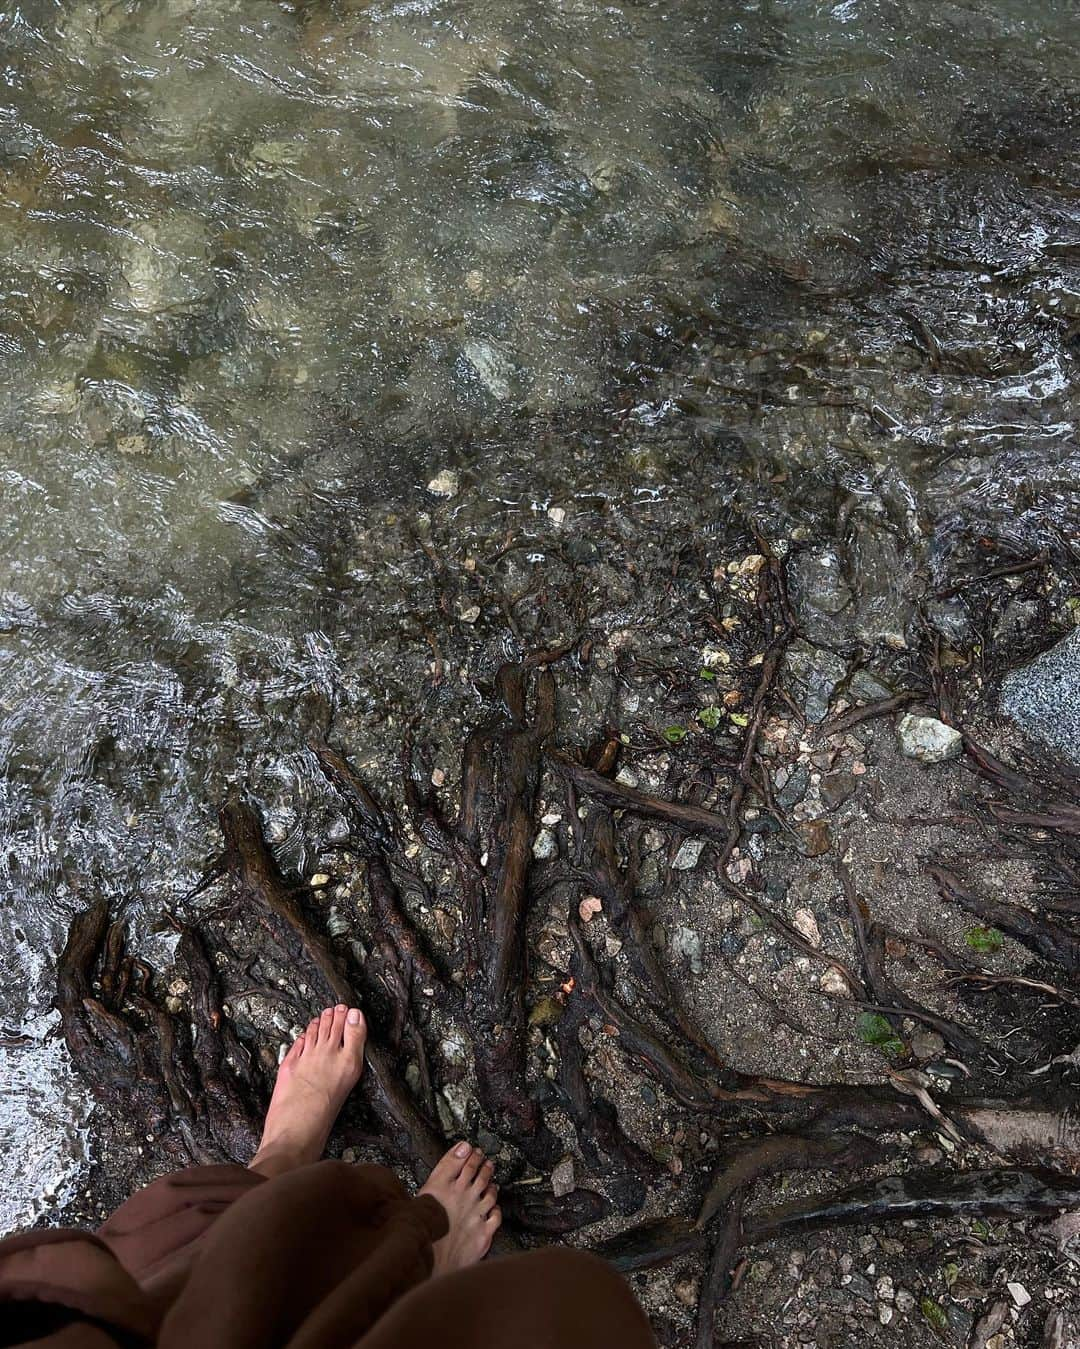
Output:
[[1, 0, 1078, 1226]]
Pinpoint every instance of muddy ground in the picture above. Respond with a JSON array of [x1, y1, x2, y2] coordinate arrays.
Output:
[[47, 436, 1080, 1349]]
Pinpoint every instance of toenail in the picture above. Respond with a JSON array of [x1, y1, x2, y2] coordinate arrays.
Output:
[[347, 1008, 362, 1025], [455, 1142, 470, 1158], [335, 1003, 347, 1011]]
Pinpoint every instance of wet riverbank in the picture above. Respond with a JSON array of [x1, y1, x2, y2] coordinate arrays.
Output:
[[3, 0, 1080, 1340]]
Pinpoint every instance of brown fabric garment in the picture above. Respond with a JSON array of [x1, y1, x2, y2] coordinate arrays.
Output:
[[0, 1161, 655, 1349]]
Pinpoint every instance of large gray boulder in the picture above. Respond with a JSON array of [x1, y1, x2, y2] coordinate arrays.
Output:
[[1000, 628, 1080, 768]]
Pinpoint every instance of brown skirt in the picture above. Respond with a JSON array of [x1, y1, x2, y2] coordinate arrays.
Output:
[[0, 1161, 656, 1348]]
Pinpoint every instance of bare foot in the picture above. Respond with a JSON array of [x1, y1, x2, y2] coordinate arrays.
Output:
[[249, 1004, 367, 1177], [419, 1142, 502, 1275]]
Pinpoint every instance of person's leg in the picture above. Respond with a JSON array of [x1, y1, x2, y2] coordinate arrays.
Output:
[[98, 1002, 367, 1293], [418, 1140, 501, 1274], [357, 1247, 657, 1349], [248, 1003, 367, 1177]]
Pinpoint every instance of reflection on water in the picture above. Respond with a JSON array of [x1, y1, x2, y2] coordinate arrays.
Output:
[[1, 0, 1078, 1225]]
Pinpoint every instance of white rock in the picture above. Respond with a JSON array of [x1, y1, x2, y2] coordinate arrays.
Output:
[[547, 506, 566, 526], [1007, 1281, 1031, 1307], [463, 340, 514, 399], [427, 469, 459, 498], [673, 837, 707, 871], [792, 908, 821, 947], [820, 968, 851, 997], [439, 1082, 470, 1127], [897, 713, 962, 764], [532, 828, 558, 861]]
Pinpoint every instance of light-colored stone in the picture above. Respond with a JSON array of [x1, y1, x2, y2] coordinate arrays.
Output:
[[897, 713, 962, 763], [1001, 627, 1080, 768], [427, 469, 459, 497], [673, 837, 707, 871], [820, 968, 851, 997], [532, 828, 558, 860], [792, 908, 821, 947], [1007, 1281, 1031, 1307]]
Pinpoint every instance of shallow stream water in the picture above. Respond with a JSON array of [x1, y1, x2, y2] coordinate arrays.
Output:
[[1, 0, 1078, 1226]]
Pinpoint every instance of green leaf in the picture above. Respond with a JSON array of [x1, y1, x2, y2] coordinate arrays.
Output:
[[965, 926, 1003, 954], [699, 667, 716, 682], [942, 1261, 959, 1289], [920, 1297, 949, 1333], [856, 1011, 904, 1057], [663, 725, 687, 744], [697, 706, 722, 730], [970, 1219, 990, 1240], [729, 712, 749, 728]]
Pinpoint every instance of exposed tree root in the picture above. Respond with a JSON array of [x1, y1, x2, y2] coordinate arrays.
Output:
[[220, 797, 445, 1176], [51, 540, 1080, 1336], [931, 866, 1080, 973]]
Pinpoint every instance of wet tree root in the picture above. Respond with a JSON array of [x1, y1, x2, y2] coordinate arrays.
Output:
[[51, 543, 1080, 1335]]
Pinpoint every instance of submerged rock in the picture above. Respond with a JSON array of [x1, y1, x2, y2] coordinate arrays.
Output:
[[1000, 628, 1080, 768], [785, 640, 847, 723], [896, 714, 962, 764], [427, 469, 459, 498]]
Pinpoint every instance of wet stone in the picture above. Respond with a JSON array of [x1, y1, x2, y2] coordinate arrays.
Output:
[[673, 837, 707, 870], [923, 596, 975, 643], [777, 763, 810, 808], [847, 668, 894, 702], [532, 828, 558, 860], [426, 469, 459, 497], [848, 520, 913, 648], [793, 548, 853, 632], [1000, 627, 1080, 769], [786, 640, 848, 722]]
